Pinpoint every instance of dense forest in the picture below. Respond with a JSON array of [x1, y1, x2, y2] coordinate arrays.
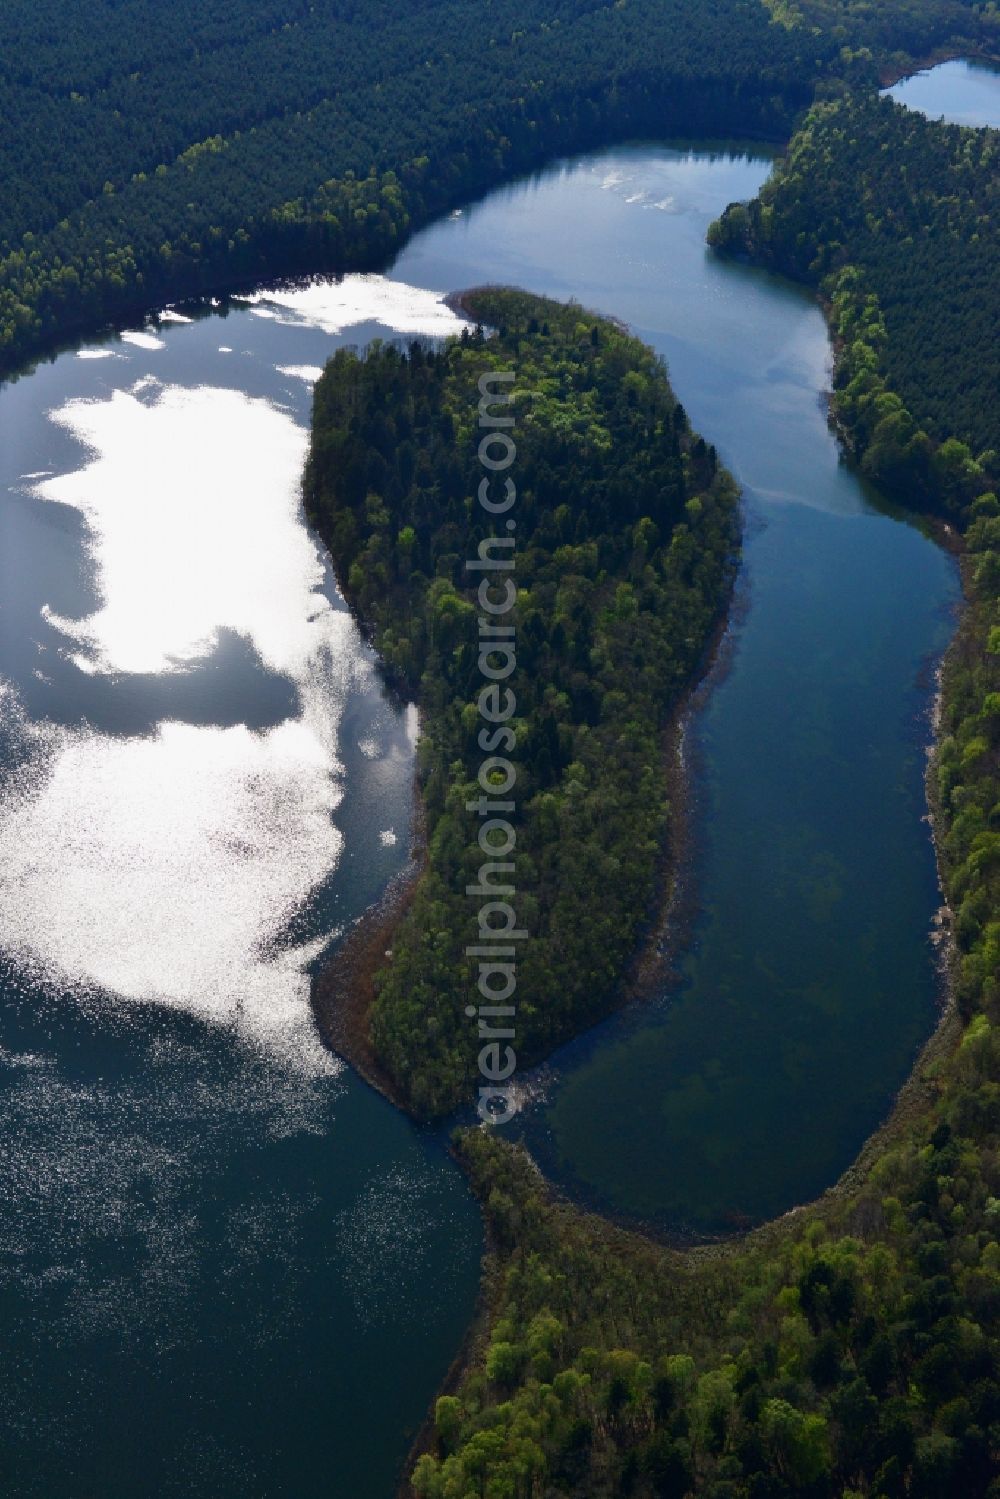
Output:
[[411, 1066, 1000, 1499], [0, 0, 837, 376], [2, 0, 998, 379], [402, 86, 1000, 1499], [762, 0, 996, 64], [305, 288, 738, 1115]]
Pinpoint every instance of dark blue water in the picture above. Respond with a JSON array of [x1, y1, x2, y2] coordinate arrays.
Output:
[[0, 295, 481, 1498]]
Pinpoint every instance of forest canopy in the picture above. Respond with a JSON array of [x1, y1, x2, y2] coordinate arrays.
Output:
[[305, 288, 739, 1115], [0, 0, 826, 373], [6, 4, 1000, 1494]]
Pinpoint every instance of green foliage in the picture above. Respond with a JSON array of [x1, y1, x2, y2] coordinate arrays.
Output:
[[761, 0, 998, 64], [406, 1091, 1000, 1498], [305, 290, 739, 1115]]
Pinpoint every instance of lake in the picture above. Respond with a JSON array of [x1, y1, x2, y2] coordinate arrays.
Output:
[[0, 139, 958, 1487], [0, 286, 483, 1496]]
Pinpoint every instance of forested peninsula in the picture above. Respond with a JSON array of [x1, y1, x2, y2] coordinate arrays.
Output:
[[305, 288, 738, 1116]]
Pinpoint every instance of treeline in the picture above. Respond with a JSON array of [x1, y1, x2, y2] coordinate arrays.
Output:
[[762, 0, 997, 67], [708, 95, 1000, 503], [0, 0, 836, 376], [1, 0, 995, 378], [305, 289, 739, 1116]]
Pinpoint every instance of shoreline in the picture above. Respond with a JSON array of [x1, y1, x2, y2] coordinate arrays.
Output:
[[509, 529, 749, 1121], [395, 1149, 504, 1499], [601, 535, 748, 1008], [878, 45, 1000, 90], [310, 856, 421, 1114], [446, 285, 634, 340]]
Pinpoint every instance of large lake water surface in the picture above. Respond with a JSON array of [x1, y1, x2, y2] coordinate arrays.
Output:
[[0, 93, 970, 1491]]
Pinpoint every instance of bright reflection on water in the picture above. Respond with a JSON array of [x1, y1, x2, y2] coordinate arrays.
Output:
[[38, 386, 317, 677], [0, 700, 340, 1062], [0, 276, 478, 1496], [1, 283, 463, 1065], [5, 383, 364, 1062], [238, 272, 466, 337]]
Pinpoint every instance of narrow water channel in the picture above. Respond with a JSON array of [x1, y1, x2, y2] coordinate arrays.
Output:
[[391, 143, 959, 1235]]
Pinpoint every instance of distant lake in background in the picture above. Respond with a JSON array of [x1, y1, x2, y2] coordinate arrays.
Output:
[[885, 57, 1000, 128]]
